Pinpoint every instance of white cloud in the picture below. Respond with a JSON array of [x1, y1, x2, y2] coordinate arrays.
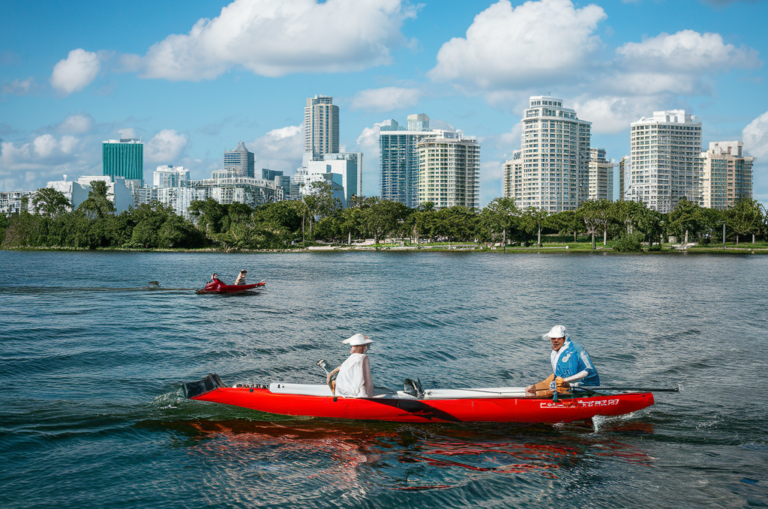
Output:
[[246, 125, 304, 173], [350, 87, 421, 112], [57, 114, 94, 134], [126, 0, 417, 81], [50, 49, 101, 95], [356, 122, 385, 149], [571, 95, 665, 134], [480, 160, 504, 206], [617, 30, 759, 71], [0, 132, 93, 191], [428, 0, 606, 90], [118, 128, 138, 139], [1, 77, 36, 95], [743, 111, 768, 159], [144, 129, 189, 163]]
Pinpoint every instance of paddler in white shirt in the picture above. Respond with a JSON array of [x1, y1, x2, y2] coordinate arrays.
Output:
[[327, 334, 374, 398]]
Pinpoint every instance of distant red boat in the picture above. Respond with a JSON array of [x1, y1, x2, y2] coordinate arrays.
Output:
[[196, 281, 265, 294]]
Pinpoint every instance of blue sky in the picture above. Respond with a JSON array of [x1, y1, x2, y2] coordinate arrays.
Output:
[[2, 0, 768, 206]]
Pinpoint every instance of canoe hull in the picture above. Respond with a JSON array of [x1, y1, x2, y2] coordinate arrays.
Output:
[[191, 387, 655, 424], [196, 282, 265, 294]]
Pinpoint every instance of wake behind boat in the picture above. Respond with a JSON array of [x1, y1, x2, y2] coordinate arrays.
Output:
[[182, 374, 657, 424]]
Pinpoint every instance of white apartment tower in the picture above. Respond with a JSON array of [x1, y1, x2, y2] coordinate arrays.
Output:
[[304, 95, 339, 158], [588, 148, 614, 201], [519, 96, 592, 212], [701, 141, 754, 209], [618, 156, 630, 201], [417, 133, 480, 210], [503, 150, 523, 203], [628, 110, 702, 213]]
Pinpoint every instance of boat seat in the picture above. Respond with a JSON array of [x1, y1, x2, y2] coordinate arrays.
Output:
[[269, 383, 333, 397]]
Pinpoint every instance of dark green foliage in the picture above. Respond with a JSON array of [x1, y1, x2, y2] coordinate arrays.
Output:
[[613, 233, 644, 252], [3, 185, 765, 251]]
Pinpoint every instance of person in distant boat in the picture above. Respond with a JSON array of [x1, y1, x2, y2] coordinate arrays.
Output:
[[208, 273, 220, 284], [526, 325, 600, 395], [327, 334, 374, 398], [234, 270, 247, 286]]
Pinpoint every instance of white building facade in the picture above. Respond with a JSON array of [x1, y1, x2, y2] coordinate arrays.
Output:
[[628, 110, 702, 213], [701, 141, 754, 209], [518, 96, 592, 212], [153, 165, 190, 188], [304, 95, 339, 158], [46, 175, 134, 213], [588, 148, 614, 201], [503, 150, 523, 203], [417, 133, 480, 210]]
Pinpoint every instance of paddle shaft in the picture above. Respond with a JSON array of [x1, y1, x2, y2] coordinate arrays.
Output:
[[575, 387, 679, 392]]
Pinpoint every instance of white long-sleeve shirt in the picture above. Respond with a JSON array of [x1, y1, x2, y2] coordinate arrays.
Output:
[[334, 353, 373, 398]]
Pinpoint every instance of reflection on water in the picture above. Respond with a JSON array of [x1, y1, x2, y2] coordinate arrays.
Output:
[[177, 419, 655, 501]]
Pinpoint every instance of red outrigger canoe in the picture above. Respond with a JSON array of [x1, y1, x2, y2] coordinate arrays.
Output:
[[196, 281, 266, 294], [183, 374, 655, 424]]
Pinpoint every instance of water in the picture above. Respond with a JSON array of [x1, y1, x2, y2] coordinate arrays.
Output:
[[1, 250, 767, 508]]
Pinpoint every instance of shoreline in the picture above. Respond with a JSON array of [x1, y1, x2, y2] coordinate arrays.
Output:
[[2, 245, 767, 255]]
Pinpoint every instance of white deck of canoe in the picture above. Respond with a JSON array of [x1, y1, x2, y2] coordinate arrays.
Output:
[[266, 383, 529, 400]]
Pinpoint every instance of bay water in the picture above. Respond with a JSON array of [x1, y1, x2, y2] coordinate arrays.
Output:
[[1, 250, 766, 508]]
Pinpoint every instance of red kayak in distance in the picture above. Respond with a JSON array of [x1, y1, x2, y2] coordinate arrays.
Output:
[[183, 374, 655, 424], [196, 281, 266, 294]]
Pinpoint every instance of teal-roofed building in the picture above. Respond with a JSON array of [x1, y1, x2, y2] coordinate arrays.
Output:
[[103, 139, 143, 183]]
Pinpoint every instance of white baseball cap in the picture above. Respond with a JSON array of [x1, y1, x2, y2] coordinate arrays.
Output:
[[542, 325, 567, 340], [342, 333, 373, 346]]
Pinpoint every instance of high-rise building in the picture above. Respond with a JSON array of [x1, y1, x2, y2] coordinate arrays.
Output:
[[519, 96, 592, 212], [618, 156, 630, 201], [627, 110, 702, 213], [324, 152, 363, 198], [103, 138, 143, 184], [503, 150, 523, 203], [588, 148, 614, 201], [304, 95, 339, 158], [417, 132, 480, 210], [153, 165, 190, 188], [224, 141, 255, 178], [701, 142, 754, 209], [379, 115, 439, 207]]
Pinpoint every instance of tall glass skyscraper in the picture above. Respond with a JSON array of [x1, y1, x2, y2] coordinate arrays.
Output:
[[224, 141, 255, 178], [103, 139, 143, 183], [379, 114, 434, 207]]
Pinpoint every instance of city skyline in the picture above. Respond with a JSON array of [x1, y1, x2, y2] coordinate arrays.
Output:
[[2, 0, 768, 207]]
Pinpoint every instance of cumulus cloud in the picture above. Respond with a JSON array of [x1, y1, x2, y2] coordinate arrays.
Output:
[[356, 122, 385, 148], [246, 125, 304, 173], [350, 87, 421, 112], [144, 129, 189, 163], [57, 114, 95, 134], [50, 49, 101, 95], [1, 77, 36, 95], [743, 111, 768, 159], [118, 128, 138, 139], [428, 0, 606, 89], [0, 132, 92, 191], [124, 0, 417, 81], [571, 95, 666, 134]]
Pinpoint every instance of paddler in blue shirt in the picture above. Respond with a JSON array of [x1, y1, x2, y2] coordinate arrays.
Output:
[[526, 325, 600, 395]]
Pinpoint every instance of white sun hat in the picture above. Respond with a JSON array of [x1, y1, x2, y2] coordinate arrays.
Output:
[[542, 325, 567, 340], [343, 333, 373, 346]]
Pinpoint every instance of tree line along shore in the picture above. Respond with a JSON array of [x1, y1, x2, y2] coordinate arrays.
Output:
[[1, 181, 766, 253]]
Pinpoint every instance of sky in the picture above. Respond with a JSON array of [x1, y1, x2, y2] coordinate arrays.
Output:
[[2, 0, 768, 207]]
